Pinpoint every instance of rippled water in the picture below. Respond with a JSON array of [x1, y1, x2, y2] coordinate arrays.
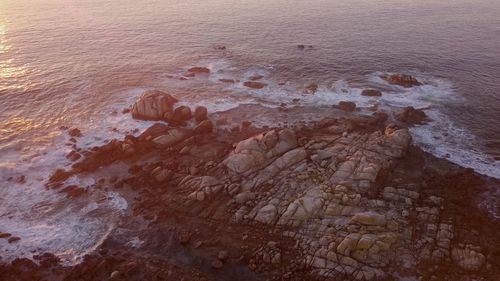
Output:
[[0, 0, 499, 262]]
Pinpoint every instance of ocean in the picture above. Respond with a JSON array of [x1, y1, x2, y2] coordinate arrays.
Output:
[[0, 0, 499, 264]]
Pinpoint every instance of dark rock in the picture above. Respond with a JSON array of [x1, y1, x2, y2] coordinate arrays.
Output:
[[0, 232, 11, 238], [336, 101, 356, 112], [8, 236, 20, 243], [361, 89, 382, 97], [382, 74, 422, 87], [194, 120, 214, 134], [122, 108, 130, 114], [194, 106, 208, 123], [188, 67, 210, 74], [396, 106, 428, 124], [172, 106, 192, 122], [216, 117, 228, 126], [217, 250, 229, 261], [68, 128, 81, 137], [60, 185, 86, 198], [33, 253, 61, 268], [243, 81, 267, 89], [211, 259, 223, 269], [219, 78, 235, 83]]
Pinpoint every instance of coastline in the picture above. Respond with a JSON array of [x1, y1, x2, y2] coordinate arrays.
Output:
[[1, 87, 499, 281]]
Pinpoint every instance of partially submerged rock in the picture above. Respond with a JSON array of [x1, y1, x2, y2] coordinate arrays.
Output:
[[382, 74, 422, 87], [336, 101, 356, 112], [396, 106, 428, 124], [188, 67, 210, 74], [243, 81, 267, 89], [361, 89, 382, 97]]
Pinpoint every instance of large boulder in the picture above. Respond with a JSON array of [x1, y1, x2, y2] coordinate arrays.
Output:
[[382, 74, 421, 87], [131, 90, 177, 120], [396, 106, 428, 124]]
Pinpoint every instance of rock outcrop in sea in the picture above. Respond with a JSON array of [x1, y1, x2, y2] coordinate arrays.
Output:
[[1, 88, 499, 281]]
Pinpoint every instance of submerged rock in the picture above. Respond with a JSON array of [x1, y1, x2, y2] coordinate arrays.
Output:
[[304, 83, 318, 94]]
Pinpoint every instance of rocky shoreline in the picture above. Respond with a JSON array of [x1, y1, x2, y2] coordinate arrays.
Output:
[[1, 87, 499, 281]]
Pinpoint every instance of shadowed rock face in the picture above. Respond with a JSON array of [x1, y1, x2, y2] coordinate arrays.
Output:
[[396, 106, 428, 124]]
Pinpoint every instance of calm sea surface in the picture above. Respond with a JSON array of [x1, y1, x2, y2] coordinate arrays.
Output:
[[0, 0, 499, 262]]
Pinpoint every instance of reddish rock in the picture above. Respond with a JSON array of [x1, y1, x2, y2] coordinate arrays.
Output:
[[241, 121, 252, 129], [188, 67, 210, 74], [68, 128, 81, 137], [211, 259, 223, 269], [194, 120, 214, 134], [49, 169, 72, 182], [361, 89, 382, 96], [336, 101, 356, 112], [194, 106, 208, 123], [66, 151, 81, 162], [172, 106, 192, 122], [0, 232, 11, 238], [219, 78, 235, 83], [382, 74, 422, 87], [243, 81, 267, 89], [138, 123, 170, 141]]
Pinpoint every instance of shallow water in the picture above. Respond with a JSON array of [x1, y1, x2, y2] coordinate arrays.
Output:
[[0, 0, 499, 262]]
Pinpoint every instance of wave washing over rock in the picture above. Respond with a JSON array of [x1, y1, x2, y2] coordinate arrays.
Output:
[[1, 83, 499, 281]]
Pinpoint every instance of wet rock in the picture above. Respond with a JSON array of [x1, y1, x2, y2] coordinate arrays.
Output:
[[382, 74, 422, 87], [194, 120, 213, 134], [219, 78, 235, 83], [68, 127, 81, 137], [131, 89, 178, 120], [361, 89, 382, 97], [172, 106, 192, 122], [49, 169, 72, 182], [66, 151, 81, 161], [396, 106, 428, 124], [188, 67, 210, 74], [0, 232, 12, 238], [8, 236, 20, 243], [194, 106, 208, 123], [241, 121, 252, 129], [304, 83, 318, 94], [243, 81, 267, 89], [33, 253, 61, 268], [336, 101, 356, 112]]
